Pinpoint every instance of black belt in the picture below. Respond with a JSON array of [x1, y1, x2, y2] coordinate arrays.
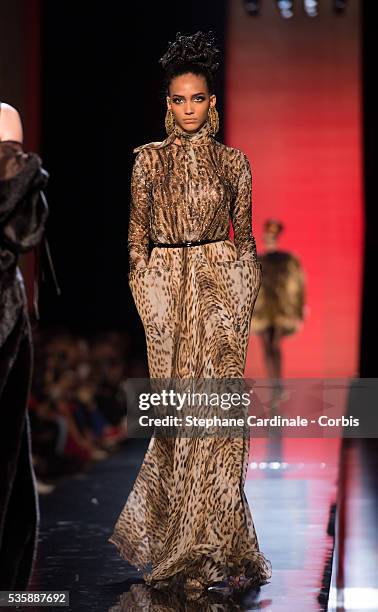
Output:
[[152, 237, 227, 248]]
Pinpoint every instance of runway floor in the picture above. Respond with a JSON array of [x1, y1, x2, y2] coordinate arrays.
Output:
[[29, 437, 340, 611]]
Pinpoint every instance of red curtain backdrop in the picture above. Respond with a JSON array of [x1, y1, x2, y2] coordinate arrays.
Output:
[[226, 0, 363, 378]]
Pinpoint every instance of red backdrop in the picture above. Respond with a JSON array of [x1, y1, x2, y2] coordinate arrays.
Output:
[[226, 0, 363, 377]]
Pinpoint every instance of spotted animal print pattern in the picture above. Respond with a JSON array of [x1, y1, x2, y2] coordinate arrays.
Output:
[[108, 121, 272, 594], [127, 120, 259, 271]]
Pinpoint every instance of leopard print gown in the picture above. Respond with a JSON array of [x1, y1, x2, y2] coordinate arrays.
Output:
[[108, 121, 272, 593]]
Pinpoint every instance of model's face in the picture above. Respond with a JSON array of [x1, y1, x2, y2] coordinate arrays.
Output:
[[264, 229, 279, 248], [167, 72, 216, 133]]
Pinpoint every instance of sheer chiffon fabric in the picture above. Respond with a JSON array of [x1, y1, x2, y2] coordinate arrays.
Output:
[[109, 122, 272, 594]]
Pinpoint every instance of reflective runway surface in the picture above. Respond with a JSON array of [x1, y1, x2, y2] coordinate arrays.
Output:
[[244, 438, 340, 611], [30, 437, 340, 611]]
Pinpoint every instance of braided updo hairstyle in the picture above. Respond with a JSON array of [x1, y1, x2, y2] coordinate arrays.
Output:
[[159, 30, 221, 95]]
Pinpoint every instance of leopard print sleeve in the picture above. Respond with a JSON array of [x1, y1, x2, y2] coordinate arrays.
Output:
[[128, 149, 152, 272], [230, 151, 259, 264]]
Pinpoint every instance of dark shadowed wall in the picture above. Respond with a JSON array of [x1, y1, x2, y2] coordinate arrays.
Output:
[[39, 1, 227, 346]]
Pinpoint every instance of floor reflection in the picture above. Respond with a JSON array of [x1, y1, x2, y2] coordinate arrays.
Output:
[[108, 582, 272, 611], [30, 436, 340, 611]]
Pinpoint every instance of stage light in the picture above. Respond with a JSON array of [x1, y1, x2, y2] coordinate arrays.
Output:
[[243, 0, 347, 19], [243, 0, 348, 18], [303, 0, 319, 17], [334, 0, 347, 13], [244, 0, 261, 15], [275, 0, 294, 19]]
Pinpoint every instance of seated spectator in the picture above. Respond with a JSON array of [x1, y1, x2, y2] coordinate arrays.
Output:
[[28, 330, 129, 487]]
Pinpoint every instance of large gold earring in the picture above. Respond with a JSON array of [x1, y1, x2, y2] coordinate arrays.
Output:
[[165, 108, 175, 134], [207, 106, 219, 136]]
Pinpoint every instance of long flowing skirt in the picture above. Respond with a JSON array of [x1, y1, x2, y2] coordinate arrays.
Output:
[[108, 239, 272, 593]]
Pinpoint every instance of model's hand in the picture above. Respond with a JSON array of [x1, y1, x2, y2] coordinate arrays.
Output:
[[302, 305, 310, 321], [130, 258, 149, 273], [294, 319, 305, 333]]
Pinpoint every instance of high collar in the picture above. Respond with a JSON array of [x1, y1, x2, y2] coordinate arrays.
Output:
[[172, 120, 212, 147]]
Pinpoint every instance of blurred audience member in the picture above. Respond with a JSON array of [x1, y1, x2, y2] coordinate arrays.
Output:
[[29, 330, 131, 486]]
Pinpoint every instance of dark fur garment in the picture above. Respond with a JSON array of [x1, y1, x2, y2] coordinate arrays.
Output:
[[0, 140, 49, 589]]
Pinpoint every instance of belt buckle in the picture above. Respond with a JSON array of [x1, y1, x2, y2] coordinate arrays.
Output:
[[184, 241, 192, 247]]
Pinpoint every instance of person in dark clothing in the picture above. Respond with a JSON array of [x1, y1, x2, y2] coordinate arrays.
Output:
[[0, 101, 49, 589]]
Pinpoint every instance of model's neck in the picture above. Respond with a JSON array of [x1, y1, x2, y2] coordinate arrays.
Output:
[[173, 121, 211, 145]]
